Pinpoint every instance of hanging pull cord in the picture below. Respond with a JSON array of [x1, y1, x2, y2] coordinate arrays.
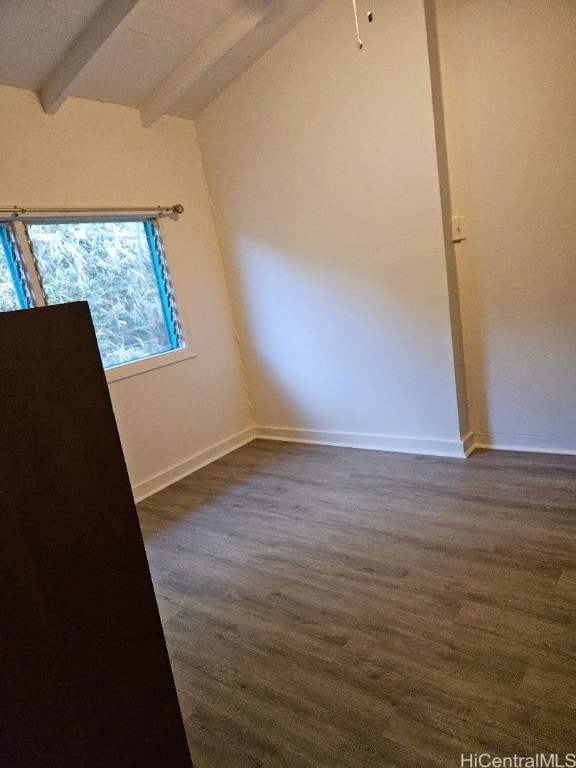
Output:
[[352, 0, 363, 49], [366, 0, 373, 23]]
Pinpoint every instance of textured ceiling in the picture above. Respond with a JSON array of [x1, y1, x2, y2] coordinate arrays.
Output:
[[0, 0, 104, 91], [0, 0, 322, 121]]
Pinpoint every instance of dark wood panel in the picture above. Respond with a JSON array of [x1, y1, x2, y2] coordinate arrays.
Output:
[[0, 303, 192, 767]]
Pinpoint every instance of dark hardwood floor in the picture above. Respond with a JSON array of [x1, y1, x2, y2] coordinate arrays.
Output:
[[137, 440, 576, 768]]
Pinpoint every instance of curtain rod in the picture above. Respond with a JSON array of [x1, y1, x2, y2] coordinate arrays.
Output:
[[0, 204, 184, 218]]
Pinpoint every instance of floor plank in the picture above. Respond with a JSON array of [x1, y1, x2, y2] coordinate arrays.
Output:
[[137, 441, 576, 768]]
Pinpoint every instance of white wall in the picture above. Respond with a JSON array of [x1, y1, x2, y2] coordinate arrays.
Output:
[[196, 0, 469, 455], [0, 85, 253, 496], [437, 0, 576, 453]]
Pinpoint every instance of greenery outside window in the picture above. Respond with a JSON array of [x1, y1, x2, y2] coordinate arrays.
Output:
[[0, 218, 188, 380]]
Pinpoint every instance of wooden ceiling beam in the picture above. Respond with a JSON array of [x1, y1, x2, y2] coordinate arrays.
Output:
[[39, 0, 149, 115], [139, 9, 264, 128]]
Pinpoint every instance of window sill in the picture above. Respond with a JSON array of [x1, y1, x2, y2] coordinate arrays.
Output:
[[105, 345, 196, 384]]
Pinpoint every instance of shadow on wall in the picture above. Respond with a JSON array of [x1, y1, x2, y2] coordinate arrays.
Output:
[[227, 234, 462, 440]]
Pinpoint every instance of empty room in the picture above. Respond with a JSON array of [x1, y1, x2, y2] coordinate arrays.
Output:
[[0, 0, 574, 766]]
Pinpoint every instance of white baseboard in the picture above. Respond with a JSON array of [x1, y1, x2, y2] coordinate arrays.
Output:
[[462, 431, 475, 457], [255, 426, 472, 458], [131, 426, 576, 503], [474, 432, 576, 456], [132, 426, 256, 503]]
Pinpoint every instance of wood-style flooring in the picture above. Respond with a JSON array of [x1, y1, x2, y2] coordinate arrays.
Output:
[[137, 440, 576, 768]]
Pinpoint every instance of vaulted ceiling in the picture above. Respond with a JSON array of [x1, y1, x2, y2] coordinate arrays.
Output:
[[0, 0, 322, 123]]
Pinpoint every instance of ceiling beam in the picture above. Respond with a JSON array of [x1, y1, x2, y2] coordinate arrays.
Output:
[[39, 0, 148, 115], [139, 10, 264, 128]]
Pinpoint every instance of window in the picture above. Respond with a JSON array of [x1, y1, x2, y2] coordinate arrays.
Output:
[[0, 218, 188, 378], [0, 225, 32, 312]]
